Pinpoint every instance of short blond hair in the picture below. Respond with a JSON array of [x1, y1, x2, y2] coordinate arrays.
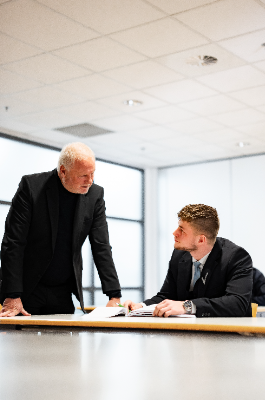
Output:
[[57, 142, 95, 172]]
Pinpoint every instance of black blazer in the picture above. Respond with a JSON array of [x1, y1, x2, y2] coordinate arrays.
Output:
[[252, 267, 265, 306], [144, 237, 253, 317], [0, 169, 121, 310]]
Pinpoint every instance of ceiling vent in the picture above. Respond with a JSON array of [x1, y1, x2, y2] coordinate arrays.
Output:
[[56, 123, 113, 138], [186, 55, 218, 67]]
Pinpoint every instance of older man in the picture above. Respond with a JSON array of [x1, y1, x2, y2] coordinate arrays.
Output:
[[0, 142, 121, 317], [124, 204, 253, 318]]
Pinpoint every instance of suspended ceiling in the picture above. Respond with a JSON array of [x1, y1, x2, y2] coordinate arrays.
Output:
[[1, 0, 265, 168]]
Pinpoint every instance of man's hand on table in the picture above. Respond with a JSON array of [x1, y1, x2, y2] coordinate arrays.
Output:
[[153, 300, 185, 318], [106, 297, 121, 307], [123, 300, 143, 312], [0, 298, 31, 317]]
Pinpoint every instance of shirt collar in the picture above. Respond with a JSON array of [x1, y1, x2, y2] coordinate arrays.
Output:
[[192, 251, 211, 267]]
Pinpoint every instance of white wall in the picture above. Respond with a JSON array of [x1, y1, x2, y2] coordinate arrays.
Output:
[[157, 154, 265, 286]]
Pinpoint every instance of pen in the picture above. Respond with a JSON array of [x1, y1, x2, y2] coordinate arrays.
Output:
[[116, 303, 124, 307]]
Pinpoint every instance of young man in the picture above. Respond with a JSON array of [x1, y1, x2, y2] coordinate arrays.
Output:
[[124, 204, 253, 318], [0, 142, 121, 317]]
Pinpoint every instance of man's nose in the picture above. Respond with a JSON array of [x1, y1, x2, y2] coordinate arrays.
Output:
[[173, 228, 179, 237]]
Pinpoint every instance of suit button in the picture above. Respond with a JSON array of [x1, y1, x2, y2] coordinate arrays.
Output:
[[202, 313, 204, 316], [208, 313, 210, 317]]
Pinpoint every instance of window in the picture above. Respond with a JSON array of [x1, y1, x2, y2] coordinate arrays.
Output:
[[0, 134, 144, 306]]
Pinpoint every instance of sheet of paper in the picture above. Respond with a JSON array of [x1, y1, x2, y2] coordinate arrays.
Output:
[[81, 307, 126, 319]]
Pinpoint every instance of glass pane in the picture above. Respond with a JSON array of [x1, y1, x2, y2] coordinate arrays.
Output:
[[94, 219, 143, 288], [81, 237, 92, 288], [0, 137, 59, 201], [95, 160, 143, 220], [82, 290, 92, 307], [94, 289, 143, 306]]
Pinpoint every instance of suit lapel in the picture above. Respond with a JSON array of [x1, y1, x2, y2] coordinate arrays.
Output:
[[177, 252, 192, 300], [46, 170, 59, 252], [72, 193, 86, 254], [196, 239, 222, 297]]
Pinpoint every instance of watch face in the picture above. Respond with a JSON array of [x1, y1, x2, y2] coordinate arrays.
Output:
[[184, 301, 192, 313]]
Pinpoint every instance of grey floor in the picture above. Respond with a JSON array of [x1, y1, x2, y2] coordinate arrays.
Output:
[[1, 325, 265, 400]]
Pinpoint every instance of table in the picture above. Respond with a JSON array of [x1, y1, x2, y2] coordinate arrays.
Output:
[[2, 314, 265, 334], [1, 319, 265, 400]]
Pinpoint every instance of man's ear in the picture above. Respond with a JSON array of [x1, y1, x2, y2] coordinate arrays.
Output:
[[198, 235, 207, 244], [60, 165, 66, 176]]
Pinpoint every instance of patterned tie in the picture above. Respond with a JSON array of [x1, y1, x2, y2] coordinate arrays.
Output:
[[193, 261, 201, 286]]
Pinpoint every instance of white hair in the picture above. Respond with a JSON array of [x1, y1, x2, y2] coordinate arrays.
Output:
[[57, 142, 95, 172]]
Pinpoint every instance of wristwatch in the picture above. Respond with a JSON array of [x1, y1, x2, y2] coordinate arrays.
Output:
[[182, 300, 192, 314]]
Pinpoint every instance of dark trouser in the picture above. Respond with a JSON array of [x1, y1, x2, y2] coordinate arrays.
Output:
[[22, 282, 75, 315]]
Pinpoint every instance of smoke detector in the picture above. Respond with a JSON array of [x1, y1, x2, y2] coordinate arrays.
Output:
[[186, 55, 218, 67], [123, 99, 143, 107]]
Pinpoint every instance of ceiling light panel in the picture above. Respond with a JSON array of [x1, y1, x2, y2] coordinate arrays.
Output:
[[145, 0, 218, 15], [219, 29, 265, 63], [197, 65, 265, 92], [0, 0, 98, 51], [110, 18, 208, 58], [37, 0, 166, 34], [145, 79, 217, 103], [3, 54, 91, 85], [53, 37, 146, 72], [103, 60, 183, 89], [179, 95, 245, 116], [156, 43, 245, 77], [0, 33, 42, 65], [175, 0, 265, 41]]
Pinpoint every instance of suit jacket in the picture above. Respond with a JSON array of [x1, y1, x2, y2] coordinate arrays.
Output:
[[0, 169, 121, 311], [252, 267, 265, 306], [144, 237, 253, 317]]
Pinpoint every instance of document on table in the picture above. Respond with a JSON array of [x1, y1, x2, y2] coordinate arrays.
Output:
[[82, 305, 196, 319]]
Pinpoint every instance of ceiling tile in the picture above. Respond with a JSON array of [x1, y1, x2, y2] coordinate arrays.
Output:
[[97, 91, 166, 112], [237, 121, 265, 139], [210, 109, 265, 127], [134, 105, 196, 124], [145, 0, 218, 15], [176, 0, 265, 41], [0, 33, 42, 65], [0, 96, 44, 116], [110, 18, 208, 58], [229, 85, 265, 107], [91, 115, 152, 131], [255, 60, 265, 73], [126, 126, 176, 141], [193, 129, 253, 144], [145, 79, 217, 103], [37, 0, 165, 34], [53, 37, 146, 72], [219, 29, 265, 63], [55, 102, 120, 122], [184, 143, 241, 159], [156, 43, 245, 77], [167, 117, 222, 134], [0, 118, 38, 133], [197, 66, 265, 92], [9, 86, 85, 109], [0, 68, 42, 94], [156, 134, 206, 149], [0, 0, 98, 51], [3, 54, 91, 84], [257, 105, 265, 114], [180, 95, 245, 116], [55, 74, 130, 100], [102, 60, 183, 89], [14, 110, 81, 129]]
